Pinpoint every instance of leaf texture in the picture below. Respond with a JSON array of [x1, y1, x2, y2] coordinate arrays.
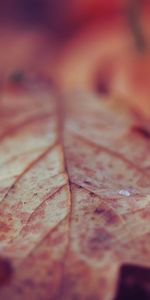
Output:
[[0, 78, 150, 300]]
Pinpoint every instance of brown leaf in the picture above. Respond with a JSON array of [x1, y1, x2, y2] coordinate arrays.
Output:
[[0, 75, 149, 300]]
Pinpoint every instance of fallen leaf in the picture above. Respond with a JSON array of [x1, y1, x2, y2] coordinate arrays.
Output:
[[0, 74, 149, 300]]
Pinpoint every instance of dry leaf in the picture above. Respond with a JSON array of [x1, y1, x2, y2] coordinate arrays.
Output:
[[0, 77, 150, 300]]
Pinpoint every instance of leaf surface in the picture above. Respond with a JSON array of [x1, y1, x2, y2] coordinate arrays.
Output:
[[0, 77, 149, 300]]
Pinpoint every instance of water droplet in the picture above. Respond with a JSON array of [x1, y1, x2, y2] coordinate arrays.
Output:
[[118, 189, 131, 197]]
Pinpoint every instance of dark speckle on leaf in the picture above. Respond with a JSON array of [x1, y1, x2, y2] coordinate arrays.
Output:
[[94, 208, 105, 214], [84, 181, 91, 185], [90, 192, 95, 197]]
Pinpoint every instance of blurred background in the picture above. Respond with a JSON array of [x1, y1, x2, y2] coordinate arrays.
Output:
[[0, 0, 150, 118], [0, 0, 126, 35]]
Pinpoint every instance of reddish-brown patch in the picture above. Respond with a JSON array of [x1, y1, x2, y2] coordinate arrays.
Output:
[[94, 208, 119, 225], [0, 222, 10, 233], [39, 252, 50, 261], [103, 210, 119, 225], [141, 210, 150, 219]]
